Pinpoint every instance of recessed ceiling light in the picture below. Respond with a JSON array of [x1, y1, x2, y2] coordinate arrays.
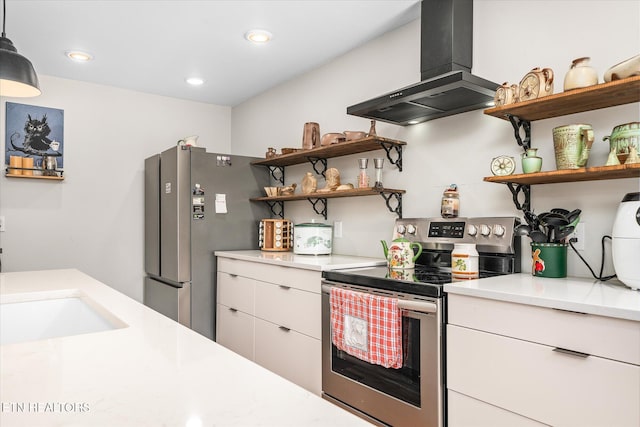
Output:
[[186, 77, 204, 86], [244, 29, 272, 44], [65, 50, 93, 62]]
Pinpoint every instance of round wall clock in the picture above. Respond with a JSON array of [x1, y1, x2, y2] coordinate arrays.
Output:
[[490, 155, 516, 176]]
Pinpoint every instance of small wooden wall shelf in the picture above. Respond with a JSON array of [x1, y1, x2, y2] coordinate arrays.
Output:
[[251, 187, 405, 202], [484, 163, 640, 185], [5, 168, 64, 180], [251, 187, 405, 219], [251, 136, 406, 168], [484, 76, 640, 122]]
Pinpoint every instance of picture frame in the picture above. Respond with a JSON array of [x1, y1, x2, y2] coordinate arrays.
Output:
[[5, 102, 65, 172]]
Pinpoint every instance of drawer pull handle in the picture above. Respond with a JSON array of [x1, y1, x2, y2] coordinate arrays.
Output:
[[229, 307, 238, 313], [279, 285, 291, 290], [229, 274, 238, 278], [553, 347, 590, 358], [278, 326, 291, 332]]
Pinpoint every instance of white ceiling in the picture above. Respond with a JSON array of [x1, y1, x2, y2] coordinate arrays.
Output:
[[4, 0, 421, 106]]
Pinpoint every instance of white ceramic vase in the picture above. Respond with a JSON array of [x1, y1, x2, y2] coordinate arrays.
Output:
[[564, 57, 598, 91]]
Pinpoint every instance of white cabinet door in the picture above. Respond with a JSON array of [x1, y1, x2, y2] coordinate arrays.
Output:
[[447, 324, 640, 427], [448, 391, 548, 427], [254, 318, 321, 395], [216, 303, 254, 360], [217, 272, 255, 315], [254, 280, 320, 339]]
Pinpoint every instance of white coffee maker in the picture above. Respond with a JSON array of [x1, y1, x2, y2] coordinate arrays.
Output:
[[612, 192, 640, 290]]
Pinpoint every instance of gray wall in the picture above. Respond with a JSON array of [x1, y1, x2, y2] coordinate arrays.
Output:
[[0, 77, 231, 300]]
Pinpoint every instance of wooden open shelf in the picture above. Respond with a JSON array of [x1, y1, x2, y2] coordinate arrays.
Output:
[[484, 163, 640, 185], [484, 76, 640, 121], [251, 187, 405, 202], [5, 170, 64, 181], [251, 136, 406, 167]]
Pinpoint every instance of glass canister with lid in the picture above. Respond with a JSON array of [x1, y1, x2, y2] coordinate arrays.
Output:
[[451, 243, 479, 280], [441, 184, 459, 218]]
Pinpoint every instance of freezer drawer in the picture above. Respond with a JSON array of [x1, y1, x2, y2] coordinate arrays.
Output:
[[143, 277, 190, 327]]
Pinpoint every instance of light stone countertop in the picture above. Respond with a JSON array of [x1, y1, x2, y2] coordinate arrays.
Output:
[[445, 273, 640, 321], [215, 250, 387, 271], [0, 269, 372, 427]]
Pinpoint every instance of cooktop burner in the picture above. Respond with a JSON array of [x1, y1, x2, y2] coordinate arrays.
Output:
[[322, 266, 508, 298]]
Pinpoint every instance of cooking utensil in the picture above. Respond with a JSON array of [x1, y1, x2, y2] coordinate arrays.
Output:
[[555, 225, 575, 242], [529, 230, 548, 243], [515, 224, 531, 236]]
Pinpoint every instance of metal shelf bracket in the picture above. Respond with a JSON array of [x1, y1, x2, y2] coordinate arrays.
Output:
[[379, 142, 403, 171], [269, 166, 285, 185], [307, 198, 327, 219], [506, 183, 531, 212], [380, 191, 403, 218], [266, 200, 285, 218], [507, 115, 531, 151], [306, 157, 328, 178]]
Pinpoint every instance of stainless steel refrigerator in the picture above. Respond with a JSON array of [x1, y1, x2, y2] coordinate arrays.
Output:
[[144, 145, 269, 340]]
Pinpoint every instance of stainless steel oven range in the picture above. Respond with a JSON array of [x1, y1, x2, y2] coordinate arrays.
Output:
[[321, 217, 521, 427]]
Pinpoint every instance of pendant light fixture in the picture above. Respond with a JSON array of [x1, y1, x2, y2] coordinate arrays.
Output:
[[0, 0, 40, 97]]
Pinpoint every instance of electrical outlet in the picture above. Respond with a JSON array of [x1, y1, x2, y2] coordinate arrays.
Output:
[[570, 223, 585, 251], [0, 216, 5, 232], [334, 221, 343, 238]]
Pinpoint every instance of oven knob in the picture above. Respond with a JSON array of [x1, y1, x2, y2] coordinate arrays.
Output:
[[467, 224, 478, 236], [396, 224, 406, 235], [493, 224, 506, 237], [480, 224, 491, 236], [406, 224, 416, 235]]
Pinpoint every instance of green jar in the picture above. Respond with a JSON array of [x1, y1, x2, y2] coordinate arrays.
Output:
[[531, 243, 567, 278]]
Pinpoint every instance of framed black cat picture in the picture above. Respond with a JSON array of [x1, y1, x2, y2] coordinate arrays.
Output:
[[5, 102, 64, 169]]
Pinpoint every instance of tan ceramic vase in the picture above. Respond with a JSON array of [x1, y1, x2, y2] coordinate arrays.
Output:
[[302, 122, 320, 150]]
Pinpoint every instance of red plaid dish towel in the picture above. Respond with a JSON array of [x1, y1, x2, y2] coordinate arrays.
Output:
[[330, 287, 403, 369]]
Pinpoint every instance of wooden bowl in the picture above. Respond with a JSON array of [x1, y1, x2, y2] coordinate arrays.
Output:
[[321, 133, 346, 146], [343, 131, 367, 141]]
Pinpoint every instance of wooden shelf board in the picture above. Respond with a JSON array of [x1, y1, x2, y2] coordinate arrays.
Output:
[[5, 173, 64, 181], [251, 136, 406, 167], [484, 163, 640, 185], [484, 76, 640, 121], [251, 187, 405, 202]]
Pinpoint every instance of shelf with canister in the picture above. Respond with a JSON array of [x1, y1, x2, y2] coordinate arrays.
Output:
[[5, 155, 64, 180]]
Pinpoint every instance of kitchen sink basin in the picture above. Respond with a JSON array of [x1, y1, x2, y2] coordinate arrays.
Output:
[[0, 290, 127, 345]]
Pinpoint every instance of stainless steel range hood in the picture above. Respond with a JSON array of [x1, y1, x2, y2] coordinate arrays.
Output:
[[347, 0, 498, 126]]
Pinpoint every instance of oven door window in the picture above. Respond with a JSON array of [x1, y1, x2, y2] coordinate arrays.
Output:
[[330, 312, 421, 407]]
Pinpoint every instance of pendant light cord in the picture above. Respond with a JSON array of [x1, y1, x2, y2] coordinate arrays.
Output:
[[2, 0, 6, 38]]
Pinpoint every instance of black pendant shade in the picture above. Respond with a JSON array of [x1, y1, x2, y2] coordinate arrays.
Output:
[[0, 0, 40, 97]]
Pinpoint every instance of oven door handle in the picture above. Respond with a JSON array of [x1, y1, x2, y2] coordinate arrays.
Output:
[[322, 284, 437, 314], [397, 299, 437, 314]]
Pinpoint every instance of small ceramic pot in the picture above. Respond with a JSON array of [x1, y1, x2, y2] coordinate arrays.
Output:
[[564, 57, 598, 91], [521, 148, 543, 173], [531, 243, 568, 278]]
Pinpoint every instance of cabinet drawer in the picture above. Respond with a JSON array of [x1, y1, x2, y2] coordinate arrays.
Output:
[[448, 293, 640, 365], [216, 303, 254, 360], [448, 390, 547, 427], [217, 272, 255, 315], [447, 325, 640, 427], [254, 318, 321, 395], [255, 281, 320, 339], [217, 257, 321, 293]]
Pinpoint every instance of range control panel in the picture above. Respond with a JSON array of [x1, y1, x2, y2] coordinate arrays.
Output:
[[393, 217, 519, 254]]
